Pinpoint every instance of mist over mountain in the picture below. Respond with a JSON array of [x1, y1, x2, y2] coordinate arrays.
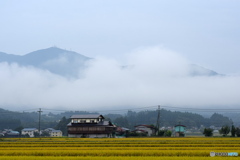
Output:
[[0, 47, 221, 78], [0, 46, 239, 111], [189, 64, 221, 76], [0, 47, 91, 78]]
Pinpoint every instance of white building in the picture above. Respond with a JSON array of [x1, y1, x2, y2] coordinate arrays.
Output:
[[44, 128, 62, 137], [21, 128, 38, 137], [50, 130, 62, 137]]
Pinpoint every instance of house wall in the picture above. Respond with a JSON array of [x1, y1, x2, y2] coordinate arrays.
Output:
[[50, 131, 62, 137], [174, 126, 185, 132], [174, 132, 185, 137], [68, 133, 109, 138], [68, 126, 114, 135], [21, 130, 37, 137]]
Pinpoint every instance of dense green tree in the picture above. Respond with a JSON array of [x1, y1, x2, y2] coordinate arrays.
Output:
[[231, 125, 236, 137], [33, 131, 40, 137], [113, 117, 129, 128], [164, 130, 172, 137], [55, 116, 70, 136], [0, 119, 21, 130], [210, 113, 232, 127], [236, 128, 240, 137], [157, 130, 165, 137], [41, 131, 50, 137], [219, 125, 230, 137], [157, 130, 172, 137], [203, 128, 213, 137], [129, 132, 147, 137], [14, 126, 24, 134]]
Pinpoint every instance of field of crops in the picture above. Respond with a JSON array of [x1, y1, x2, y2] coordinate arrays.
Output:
[[0, 137, 239, 159]]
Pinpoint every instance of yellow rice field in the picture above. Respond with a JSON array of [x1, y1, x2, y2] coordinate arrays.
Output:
[[0, 137, 239, 159]]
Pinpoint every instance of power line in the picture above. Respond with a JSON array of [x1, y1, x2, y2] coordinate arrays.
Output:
[[161, 106, 240, 111], [42, 105, 158, 113], [1, 105, 240, 115], [42, 105, 240, 113]]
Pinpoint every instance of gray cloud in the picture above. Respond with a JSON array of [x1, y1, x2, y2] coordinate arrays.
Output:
[[0, 46, 239, 111]]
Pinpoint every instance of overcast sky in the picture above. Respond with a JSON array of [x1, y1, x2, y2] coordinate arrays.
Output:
[[0, 0, 239, 74], [0, 0, 240, 112]]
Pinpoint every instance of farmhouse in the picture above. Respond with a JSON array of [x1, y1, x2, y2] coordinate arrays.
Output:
[[67, 114, 116, 138], [21, 128, 38, 137], [44, 128, 62, 137], [174, 124, 186, 137]]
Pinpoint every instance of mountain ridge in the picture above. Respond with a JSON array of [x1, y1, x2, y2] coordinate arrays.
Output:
[[0, 47, 91, 78], [0, 47, 222, 78]]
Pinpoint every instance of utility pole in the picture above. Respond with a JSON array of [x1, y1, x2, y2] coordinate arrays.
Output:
[[38, 108, 42, 138], [156, 105, 160, 135]]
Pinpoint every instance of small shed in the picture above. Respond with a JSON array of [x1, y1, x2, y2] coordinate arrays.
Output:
[[174, 124, 186, 137], [134, 125, 157, 136], [116, 127, 130, 138]]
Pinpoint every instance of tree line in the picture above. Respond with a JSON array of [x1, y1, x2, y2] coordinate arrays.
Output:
[[203, 125, 240, 137], [106, 110, 233, 130], [0, 108, 234, 137]]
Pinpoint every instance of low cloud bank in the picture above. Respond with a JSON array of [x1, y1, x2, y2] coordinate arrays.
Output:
[[0, 46, 239, 111]]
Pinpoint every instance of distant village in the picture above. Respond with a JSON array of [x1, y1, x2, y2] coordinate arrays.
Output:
[[0, 114, 235, 138]]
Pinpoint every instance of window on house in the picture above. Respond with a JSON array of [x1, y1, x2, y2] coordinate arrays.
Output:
[[72, 119, 78, 123], [80, 119, 86, 123]]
